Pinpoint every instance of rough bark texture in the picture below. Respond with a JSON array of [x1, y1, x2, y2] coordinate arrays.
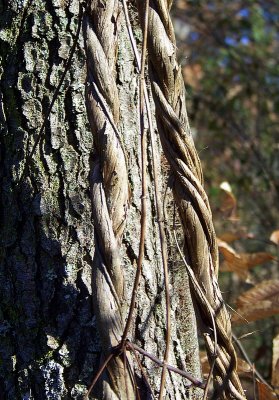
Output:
[[0, 0, 201, 399]]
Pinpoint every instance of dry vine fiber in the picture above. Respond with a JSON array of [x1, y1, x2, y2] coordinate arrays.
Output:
[[84, 0, 247, 399], [83, 1, 134, 398], [137, 0, 246, 399]]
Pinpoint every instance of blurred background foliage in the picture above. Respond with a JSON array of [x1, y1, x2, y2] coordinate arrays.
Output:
[[171, 0, 279, 396]]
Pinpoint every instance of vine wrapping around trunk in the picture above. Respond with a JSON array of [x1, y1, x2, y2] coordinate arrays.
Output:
[[83, 1, 134, 398], [136, 0, 246, 398], [84, 0, 246, 398]]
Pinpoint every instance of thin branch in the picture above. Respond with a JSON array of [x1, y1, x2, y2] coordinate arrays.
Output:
[[122, 0, 141, 69], [130, 361, 142, 400], [87, 80, 127, 161], [123, 347, 130, 399], [121, 0, 148, 343], [127, 341, 205, 389], [253, 364, 258, 400], [85, 352, 115, 399], [226, 303, 249, 324], [129, 341, 156, 399], [232, 333, 275, 392], [122, 2, 172, 397]]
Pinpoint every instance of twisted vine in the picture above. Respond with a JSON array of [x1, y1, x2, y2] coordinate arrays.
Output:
[[84, 0, 246, 398], [136, 1, 246, 398], [83, 1, 134, 398]]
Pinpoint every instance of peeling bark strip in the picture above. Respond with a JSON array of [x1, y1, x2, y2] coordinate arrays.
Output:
[[136, 0, 246, 399], [83, 1, 134, 398]]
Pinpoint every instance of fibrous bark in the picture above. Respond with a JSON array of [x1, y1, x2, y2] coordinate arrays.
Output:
[[83, 1, 134, 398]]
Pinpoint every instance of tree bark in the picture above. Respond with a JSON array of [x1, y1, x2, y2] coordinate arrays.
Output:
[[0, 0, 201, 399]]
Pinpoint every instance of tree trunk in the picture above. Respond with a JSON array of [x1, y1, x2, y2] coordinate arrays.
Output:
[[0, 0, 201, 399]]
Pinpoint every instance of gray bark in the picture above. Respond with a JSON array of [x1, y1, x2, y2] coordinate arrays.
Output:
[[0, 0, 201, 398]]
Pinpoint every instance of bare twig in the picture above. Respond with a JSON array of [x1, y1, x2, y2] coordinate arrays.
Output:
[[127, 341, 205, 388], [232, 333, 275, 392], [253, 364, 258, 400], [88, 80, 127, 160], [226, 303, 249, 324], [122, 2, 172, 397], [85, 352, 115, 399], [123, 347, 130, 399], [129, 341, 156, 399], [85, 338, 206, 398], [121, 0, 148, 343]]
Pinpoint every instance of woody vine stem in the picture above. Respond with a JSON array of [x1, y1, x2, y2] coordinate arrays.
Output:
[[83, 0, 246, 399]]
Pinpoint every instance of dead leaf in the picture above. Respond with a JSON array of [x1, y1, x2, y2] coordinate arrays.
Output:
[[218, 230, 247, 243], [270, 230, 279, 245], [232, 280, 279, 324], [257, 380, 278, 400], [240, 253, 275, 268], [237, 358, 253, 375], [272, 333, 279, 394], [220, 181, 232, 192], [219, 181, 237, 219], [218, 239, 239, 262], [218, 239, 274, 280], [219, 232, 240, 243]]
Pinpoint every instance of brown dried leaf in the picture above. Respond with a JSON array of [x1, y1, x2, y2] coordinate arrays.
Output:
[[240, 252, 274, 268], [237, 280, 279, 306], [270, 230, 279, 245], [218, 239, 239, 262], [232, 280, 279, 324], [257, 380, 278, 400], [237, 358, 253, 374], [218, 231, 245, 243], [218, 240, 274, 280], [222, 262, 252, 280], [272, 333, 279, 393], [219, 181, 237, 219]]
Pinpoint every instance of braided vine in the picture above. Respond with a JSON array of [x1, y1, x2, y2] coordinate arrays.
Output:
[[83, 0, 246, 398], [136, 1, 246, 399], [83, 1, 134, 398]]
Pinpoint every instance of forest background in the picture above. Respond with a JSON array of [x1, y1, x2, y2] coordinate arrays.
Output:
[[172, 0, 279, 395]]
